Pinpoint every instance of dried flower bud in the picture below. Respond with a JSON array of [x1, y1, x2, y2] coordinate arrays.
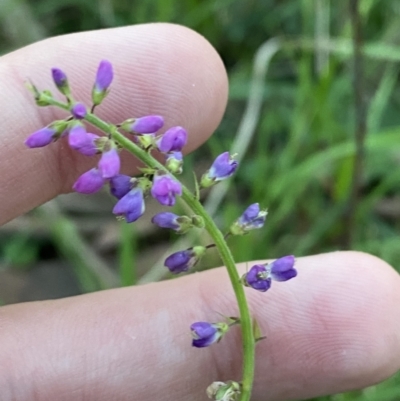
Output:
[[242, 255, 297, 292], [165, 151, 183, 174], [71, 102, 87, 119], [157, 126, 187, 153], [151, 212, 192, 233], [92, 60, 113, 106], [230, 203, 267, 235], [164, 246, 206, 274], [151, 171, 182, 206], [112, 187, 145, 223], [72, 168, 105, 194], [121, 115, 164, 134], [190, 322, 229, 348], [206, 381, 241, 401], [201, 152, 238, 188]]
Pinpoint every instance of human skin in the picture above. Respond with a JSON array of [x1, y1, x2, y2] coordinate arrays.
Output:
[[0, 23, 399, 401]]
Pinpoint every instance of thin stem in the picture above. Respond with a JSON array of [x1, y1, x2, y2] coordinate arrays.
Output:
[[43, 96, 255, 400]]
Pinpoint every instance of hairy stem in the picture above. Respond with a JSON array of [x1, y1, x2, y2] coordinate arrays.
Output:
[[43, 96, 255, 400]]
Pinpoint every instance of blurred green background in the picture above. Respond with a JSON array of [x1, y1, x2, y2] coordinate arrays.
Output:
[[1, 0, 400, 400]]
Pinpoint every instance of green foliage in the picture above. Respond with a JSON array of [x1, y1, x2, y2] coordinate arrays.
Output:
[[1, 0, 400, 400]]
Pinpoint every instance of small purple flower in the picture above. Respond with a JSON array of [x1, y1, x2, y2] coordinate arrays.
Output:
[[72, 168, 105, 194], [94, 60, 113, 92], [164, 246, 206, 274], [151, 212, 192, 233], [165, 151, 183, 174], [243, 255, 297, 292], [98, 148, 120, 178], [68, 125, 99, 156], [157, 126, 187, 153], [151, 172, 182, 206], [191, 322, 225, 348], [25, 127, 56, 148], [201, 152, 238, 187], [128, 115, 164, 134], [112, 188, 145, 223], [51, 68, 68, 90], [71, 103, 87, 119], [109, 174, 133, 199], [230, 203, 267, 235]]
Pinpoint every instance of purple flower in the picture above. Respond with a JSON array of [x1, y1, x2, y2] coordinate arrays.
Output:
[[230, 203, 267, 235], [51, 68, 68, 90], [25, 127, 56, 148], [98, 148, 120, 178], [125, 115, 164, 134], [71, 103, 87, 119], [68, 125, 99, 156], [201, 152, 238, 187], [191, 322, 225, 348], [72, 168, 105, 194], [109, 174, 133, 199], [165, 151, 183, 174], [243, 255, 297, 292], [112, 188, 145, 223], [164, 246, 206, 274], [151, 172, 182, 206], [157, 126, 187, 153], [151, 212, 192, 233], [94, 60, 113, 92]]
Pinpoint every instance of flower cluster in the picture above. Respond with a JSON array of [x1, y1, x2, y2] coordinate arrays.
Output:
[[24, 59, 298, 401]]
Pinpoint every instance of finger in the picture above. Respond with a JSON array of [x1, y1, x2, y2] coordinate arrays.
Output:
[[0, 23, 228, 224], [0, 251, 399, 401]]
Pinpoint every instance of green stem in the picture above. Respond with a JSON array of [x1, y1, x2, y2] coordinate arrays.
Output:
[[44, 97, 255, 401]]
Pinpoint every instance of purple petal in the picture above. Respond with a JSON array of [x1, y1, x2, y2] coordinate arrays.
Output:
[[68, 126, 99, 156], [25, 127, 56, 148], [95, 60, 113, 91], [269, 255, 297, 282], [245, 264, 271, 292], [209, 152, 238, 180], [109, 174, 132, 199], [72, 168, 105, 194], [191, 322, 219, 348], [98, 148, 120, 178], [157, 126, 187, 153], [131, 115, 164, 134], [112, 188, 145, 223], [71, 103, 87, 119], [51, 68, 67, 88], [164, 250, 191, 274], [151, 174, 182, 206], [239, 203, 260, 224], [151, 212, 180, 230]]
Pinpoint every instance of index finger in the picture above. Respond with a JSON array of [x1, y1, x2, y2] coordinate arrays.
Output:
[[0, 23, 228, 224]]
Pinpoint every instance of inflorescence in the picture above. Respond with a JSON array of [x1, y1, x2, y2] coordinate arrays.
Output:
[[25, 60, 298, 401]]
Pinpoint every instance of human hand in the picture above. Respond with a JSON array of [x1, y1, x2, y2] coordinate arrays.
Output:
[[0, 23, 399, 401]]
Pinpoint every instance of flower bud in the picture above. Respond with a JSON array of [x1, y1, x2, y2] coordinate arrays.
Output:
[[206, 381, 241, 401], [71, 102, 87, 119], [165, 151, 183, 174], [25, 127, 57, 148], [137, 133, 156, 150], [242, 255, 297, 292], [68, 124, 100, 156], [157, 126, 187, 153], [201, 152, 238, 188], [121, 115, 164, 134], [72, 168, 105, 194], [151, 171, 182, 206], [98, 147, 120, 178], [229, 203, 267, 235], [51, 68, 71, 97], [112, 187, 145, 223], [109, 174, 134, 199], [151, 212, 192, 233], [164, 246, 206, 274], [191, 215, 205, 228], [92, 60, 113, 106], [190, 322, 229, 348]]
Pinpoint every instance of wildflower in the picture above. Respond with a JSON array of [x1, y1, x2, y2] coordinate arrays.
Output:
[[206, 381, 241, 401], [151, 212, 192, 233], [151, 171, 182, 206], [68, 125, 99, 156], [121, 115, 164, 134], [25, 127, 57, 148], [92, 60, 113, 106], [72, 168, 105, 194], [190, 322, 229, 348], [109, 174, 133, 199], [157, 126, 187, 153], [229, 203, 267, 235], [242, 255, 297, 292], [51, 68, 70, 96], [165, 151, 183, 174], [98, 147, 120, 178], [164, 246, 206, 274], [112, 187, 145, 223], [200, 152, 238, 188], [71, 103, 87, 119]]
